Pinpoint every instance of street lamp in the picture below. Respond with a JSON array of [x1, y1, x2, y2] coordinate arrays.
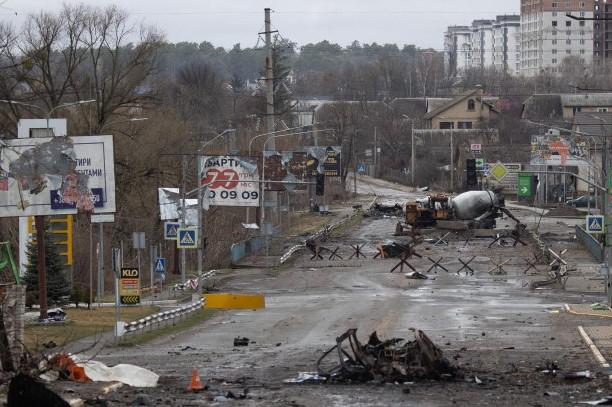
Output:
[[99, 117, 149, 132], [0, 99, 96, 320]]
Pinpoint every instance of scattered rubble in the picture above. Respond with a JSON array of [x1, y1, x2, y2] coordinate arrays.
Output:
[[316, 328, 459, 383], [405, 272, 429, 280], [366, 203, 404, 218], [234, 337, 250, 347]]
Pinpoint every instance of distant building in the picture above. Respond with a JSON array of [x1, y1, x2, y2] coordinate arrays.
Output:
[[520, 0, 595, 76], [470, 20, 495, 70], [424, 89, 499, 129], [444, 26, 472, 77], [592, 0, 612, 61], [522, 93, 612, 122], [444, 15, 520, 77], [492, 15, 521, 75]]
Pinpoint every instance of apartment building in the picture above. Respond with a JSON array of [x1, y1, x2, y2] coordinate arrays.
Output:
[[520, 0, 595, 77], [471, 20, 495, 69], [492, 15, 521, 75], [444, 16, 521, 77], [592, 0, 612, 61], [443, 26, 472, 77]]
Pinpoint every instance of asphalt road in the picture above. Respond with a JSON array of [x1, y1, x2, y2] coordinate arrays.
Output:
[[83, 177, 611, 406]]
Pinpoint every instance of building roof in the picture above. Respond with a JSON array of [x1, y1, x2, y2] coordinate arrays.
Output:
[[423, 90, 498, 120], [521, 94, 563, 121], [388, 98, 427, 125], [573, 112, 612, 137], [560, 94, 612, 107]]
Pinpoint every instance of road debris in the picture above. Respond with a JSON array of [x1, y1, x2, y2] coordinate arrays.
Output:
[[405, 272, 429, 280], [234, 337, 250, 346], [366, 202, 404, 218], [564, 370, 595, 380], [283, 372, 327, 384], [578, 396, 612, 405], [316, 328, 459, 383]]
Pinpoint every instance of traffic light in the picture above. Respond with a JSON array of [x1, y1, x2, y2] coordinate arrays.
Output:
[[466, 159, 477, 190], [316, 174, 325, 196]]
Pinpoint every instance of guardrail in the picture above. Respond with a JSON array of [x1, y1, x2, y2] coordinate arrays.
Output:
[[122, 298, 205, 336], [575, 225, 604, 262]]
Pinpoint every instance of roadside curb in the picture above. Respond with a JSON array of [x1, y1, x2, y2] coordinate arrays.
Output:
[[577, 326, 612, 381], [565, 304, 612, 319]]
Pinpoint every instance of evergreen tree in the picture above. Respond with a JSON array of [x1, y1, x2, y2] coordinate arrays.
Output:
[[24, 235, 70, 305]]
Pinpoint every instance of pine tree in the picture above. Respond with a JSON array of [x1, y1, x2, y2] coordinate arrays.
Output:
[[24, 235, 70, 305]]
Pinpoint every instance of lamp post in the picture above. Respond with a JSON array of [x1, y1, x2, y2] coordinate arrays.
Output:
[[0, 99, 96, 319], [99, 117, 149, 132]]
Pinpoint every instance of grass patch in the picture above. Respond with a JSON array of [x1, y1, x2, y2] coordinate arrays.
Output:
[[117, 308, 215, 347], [25, 306, 158, 352], [287, 211, 330, 236], [330, 212, 364, 238]]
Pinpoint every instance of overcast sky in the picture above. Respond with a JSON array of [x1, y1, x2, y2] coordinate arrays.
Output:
[[2, 0, 519, 50]]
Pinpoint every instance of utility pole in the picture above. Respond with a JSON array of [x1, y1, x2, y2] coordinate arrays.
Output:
[[450, 128, 454, 191], [411, 121, 415, 186], [264, 8, 277, 232], [373, 127, 377, 178], [353, 130, 357, 196], [180, 156, 187, 284], [35, 216, 47, 319]]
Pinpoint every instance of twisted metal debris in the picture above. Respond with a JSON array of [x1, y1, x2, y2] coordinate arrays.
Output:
[[317, 329, 459, 383]]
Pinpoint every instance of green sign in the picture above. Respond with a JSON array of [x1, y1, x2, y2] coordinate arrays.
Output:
[[517, 173, 532, 197], [475, 158, 484, 170]]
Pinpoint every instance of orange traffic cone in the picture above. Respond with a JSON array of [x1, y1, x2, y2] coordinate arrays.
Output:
[[187, 368, 205, 392]]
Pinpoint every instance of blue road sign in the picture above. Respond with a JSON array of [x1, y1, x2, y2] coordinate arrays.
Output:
[[154, 257, 166, 274], [586, 215, 605, 234], [164, 222, 180, 240], [177, 228, 198, 249], [357, 163, 366, 174]]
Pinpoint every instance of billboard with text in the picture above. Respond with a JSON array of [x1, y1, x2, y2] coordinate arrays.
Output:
[[0, 135, 115, 217]]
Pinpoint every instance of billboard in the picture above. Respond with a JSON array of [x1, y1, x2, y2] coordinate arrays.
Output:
[[199, 156, 259, 207], [0, 135, 115, 217], [531, 134, 588, 166], [263, 146, 342, 191]]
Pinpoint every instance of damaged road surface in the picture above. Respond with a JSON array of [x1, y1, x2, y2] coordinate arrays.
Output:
[[65, 178, 611, 406], [316, 329, 459, 383]]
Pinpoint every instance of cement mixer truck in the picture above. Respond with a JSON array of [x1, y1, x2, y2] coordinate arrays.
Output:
[[405, 190, 520, 229]]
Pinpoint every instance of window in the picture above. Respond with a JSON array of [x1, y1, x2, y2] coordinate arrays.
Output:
[[566, 49, 572, 54], [440, 122, 454, 129], [458, 121, 473, 129], [598, 108, 609, 112], [552, 58, 558, 64], [566, 21, 571, 27], [552, 39, 558, 44], [552, 49, 558, 54], [467, 99, 476, 111], [573, 106, 582, 114], [552, 20, 558, 27], [566, 39, 571, 44], [580, 20, 585, 26]]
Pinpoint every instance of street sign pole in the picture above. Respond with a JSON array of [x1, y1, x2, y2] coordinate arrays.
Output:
[[111, 248, 121, 341]]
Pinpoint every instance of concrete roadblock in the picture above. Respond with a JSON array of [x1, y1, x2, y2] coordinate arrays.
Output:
[[204, 293, 265, 309]]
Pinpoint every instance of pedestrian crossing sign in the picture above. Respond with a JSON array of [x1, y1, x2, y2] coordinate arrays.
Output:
[[155, 257, 166, 273], [586, 215, 605, 234], [177, 228, 198, 249], [164, 222, 180, 240]]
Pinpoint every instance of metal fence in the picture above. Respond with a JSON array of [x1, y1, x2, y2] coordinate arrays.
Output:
[[122, 298, 205, 336], [231, 236, 265, 264], [575, 225, 604, 262]]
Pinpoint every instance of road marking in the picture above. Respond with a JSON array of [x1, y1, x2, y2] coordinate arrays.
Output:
[[577, 325, 612, 381], [565, 303, 612, 318]]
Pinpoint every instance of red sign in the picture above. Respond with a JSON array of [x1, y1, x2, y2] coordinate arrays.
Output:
[[201, 168, 240, 190]]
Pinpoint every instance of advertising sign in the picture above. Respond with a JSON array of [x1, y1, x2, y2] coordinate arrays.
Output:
[[0, 135, 115, 217], [263, 146, 342, 191], [119, 267, 140, 305], [199, 156, 259, 207]]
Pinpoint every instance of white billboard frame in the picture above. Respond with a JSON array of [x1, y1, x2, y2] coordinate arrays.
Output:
[[0, 135, 116, 217], [199, 156, 260, 208]]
